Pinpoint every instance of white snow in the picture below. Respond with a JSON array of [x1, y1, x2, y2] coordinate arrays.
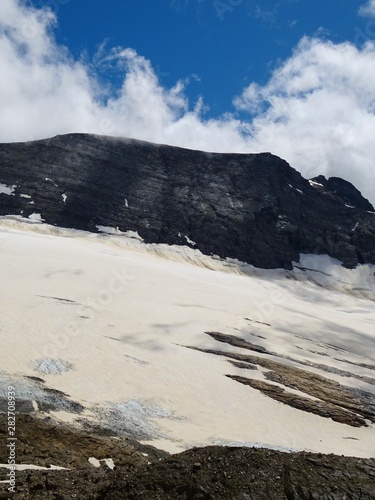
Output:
[[28, 213, 44, 223], [0, 464, 68, 471], [289, 183, 303, 194], [0, 214, 43, 225], [62, 194, 67, 204], [45, 177, 58, 187], [294, 254, 375, 299], [346, 204, 355, 209], [104, 458, 115, 470], [184, 235, 196, 246], [125, 198, 129, 208], [88, 457, 101, 468], [0, 183, 16, 195], [20, 193, 32, 199], [0, 220, 374, 458], [88, 457, 115, 469], [309, 180, 324, 187]]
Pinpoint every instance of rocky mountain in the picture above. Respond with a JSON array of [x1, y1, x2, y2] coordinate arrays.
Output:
[[310, 175, 374, 212], [1, 134, 375, 499], [0, 133, 374, 269]]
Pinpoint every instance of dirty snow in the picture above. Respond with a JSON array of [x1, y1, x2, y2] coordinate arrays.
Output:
[[0, 219, 374, 457]]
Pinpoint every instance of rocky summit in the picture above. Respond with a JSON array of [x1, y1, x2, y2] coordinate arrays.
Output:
[[0, 133, 374, 269]]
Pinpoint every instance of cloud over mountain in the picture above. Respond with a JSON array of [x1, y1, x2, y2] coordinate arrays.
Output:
[[1, 0, 375, 205]]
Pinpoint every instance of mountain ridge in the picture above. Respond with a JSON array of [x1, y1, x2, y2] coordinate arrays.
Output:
[[0, 133, 374, 269]]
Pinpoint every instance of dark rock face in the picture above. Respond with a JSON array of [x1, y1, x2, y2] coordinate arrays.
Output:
[[0, 133, 374, 269], [311, 175, 374, 212]]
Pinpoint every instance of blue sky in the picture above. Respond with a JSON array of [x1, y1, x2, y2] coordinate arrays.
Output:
[[47, 0, 364, 117], [1, 0, 375, 204]]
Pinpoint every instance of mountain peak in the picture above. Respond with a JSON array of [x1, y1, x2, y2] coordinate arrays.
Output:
[[1, 134, 374, 269], [311, 175, 374, 212]]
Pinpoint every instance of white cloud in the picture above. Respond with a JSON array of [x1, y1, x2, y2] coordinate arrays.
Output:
[[1, 0, 375, 207], [359, 0, 375, 17], [0, 1, 250, 150], [234, 37, 375, 206]]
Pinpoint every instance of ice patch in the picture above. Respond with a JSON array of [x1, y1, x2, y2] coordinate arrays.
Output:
[[294, 254, 375, 299], [0, 372, 83, 414], [114, 400, 171, 419], [33, 358, 75, 375], [95, 399, 181, 441]]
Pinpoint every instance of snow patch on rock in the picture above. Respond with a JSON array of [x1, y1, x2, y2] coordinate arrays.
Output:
[[0, 183, 16, 195]]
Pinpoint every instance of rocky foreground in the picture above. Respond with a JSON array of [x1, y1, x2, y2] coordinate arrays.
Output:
[[1, 414, 374, 499]]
